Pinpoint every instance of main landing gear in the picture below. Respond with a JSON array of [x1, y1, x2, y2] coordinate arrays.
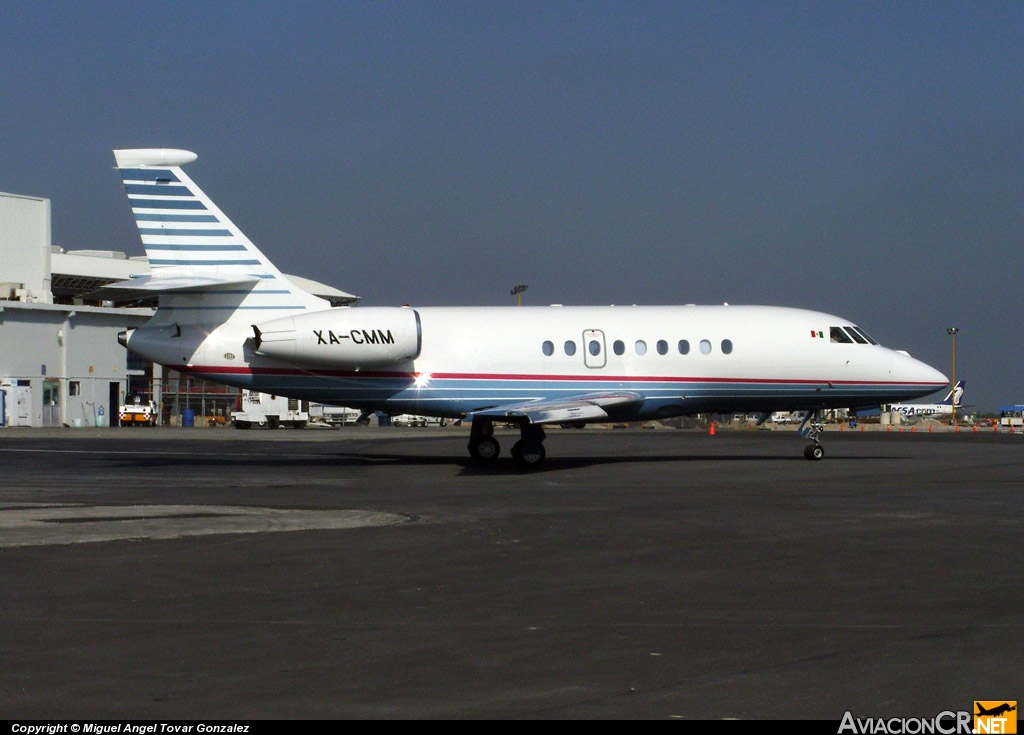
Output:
[[797, 410, 826, 461], [468, 418, 547, 467]]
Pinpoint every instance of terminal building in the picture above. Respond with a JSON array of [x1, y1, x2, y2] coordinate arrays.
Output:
[[1, 190, 356, 427]]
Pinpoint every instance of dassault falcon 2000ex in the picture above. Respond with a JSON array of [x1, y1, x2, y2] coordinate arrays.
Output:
[[109, 149, 947, 466]]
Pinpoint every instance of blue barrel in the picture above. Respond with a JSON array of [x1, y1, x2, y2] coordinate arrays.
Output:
[[182, 408, 195, 427]]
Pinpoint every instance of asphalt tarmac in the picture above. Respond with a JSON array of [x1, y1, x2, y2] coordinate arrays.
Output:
[[1, 426, 1021, 719]]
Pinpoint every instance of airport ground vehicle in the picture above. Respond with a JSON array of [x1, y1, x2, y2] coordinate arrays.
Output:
[[232, 391, 309, 429], [119, 393, 156, 426], [999, 405, 1024, 430], [309, 404, 362, 426], [391, 414, 449, 427]]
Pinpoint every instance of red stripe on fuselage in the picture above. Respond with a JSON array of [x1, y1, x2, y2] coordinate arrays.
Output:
[[181, 364, 945, 389]]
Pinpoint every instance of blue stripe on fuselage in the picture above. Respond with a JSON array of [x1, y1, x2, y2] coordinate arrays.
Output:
[[181, 371, 929, 418]]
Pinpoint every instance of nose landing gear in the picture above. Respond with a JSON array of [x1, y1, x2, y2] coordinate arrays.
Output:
[[798, 410, 826, 461]]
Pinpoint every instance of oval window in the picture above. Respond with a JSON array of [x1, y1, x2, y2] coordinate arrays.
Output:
[[700, 339, 712, 355], [678, 340, 690, 355], [589, 340, 601, 356], [542, 340, 554, 356], [613, 340, 625, 356], [564, 340, 577, 356], [635, 340, 647, 356], [721, 339, 733, 355]]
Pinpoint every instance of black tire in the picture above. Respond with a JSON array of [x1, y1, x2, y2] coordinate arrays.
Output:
[[512, 440, 546, 467], [804, 444, 825, 461], [470, 436, 500, 461]]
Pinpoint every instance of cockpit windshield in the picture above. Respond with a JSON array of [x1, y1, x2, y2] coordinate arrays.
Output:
[[830, 327, 853, 343], [829, 326, 879, 345], [849, 326, 879, 345]]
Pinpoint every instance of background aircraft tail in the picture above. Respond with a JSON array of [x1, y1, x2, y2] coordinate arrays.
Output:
[[112, 149, 328, 325], [941, 380, 965, 406]]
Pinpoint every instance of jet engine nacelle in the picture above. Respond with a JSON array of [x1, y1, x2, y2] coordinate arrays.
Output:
[[253, 307, 421, 369]]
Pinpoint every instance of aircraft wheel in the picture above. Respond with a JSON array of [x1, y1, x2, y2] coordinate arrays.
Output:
[[512, 440, 546, 467], [470, 436, 500, 462], [804, 444, 824, 461]]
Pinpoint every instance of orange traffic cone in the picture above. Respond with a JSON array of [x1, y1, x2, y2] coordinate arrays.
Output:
[[709, 422, 716, 436]]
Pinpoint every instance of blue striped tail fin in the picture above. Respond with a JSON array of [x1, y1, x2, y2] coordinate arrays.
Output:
[[113, 149, 328, 325]]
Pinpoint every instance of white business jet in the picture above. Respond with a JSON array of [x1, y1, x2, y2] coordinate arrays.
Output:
[[109, 149, 947, 466]]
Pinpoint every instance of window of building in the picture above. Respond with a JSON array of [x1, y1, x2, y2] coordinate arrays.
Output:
[[69, 381, 81, 396]]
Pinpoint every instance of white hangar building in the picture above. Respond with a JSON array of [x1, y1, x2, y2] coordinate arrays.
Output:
[[1, 190, 355, 427]]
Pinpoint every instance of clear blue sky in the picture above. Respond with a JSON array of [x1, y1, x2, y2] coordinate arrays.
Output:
[[2, 2, 1022, 412]]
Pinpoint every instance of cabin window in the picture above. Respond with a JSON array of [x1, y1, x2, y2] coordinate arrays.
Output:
[[613, 340, 625, 356], [830, 326, 854, 343], [678, 340, 690, 355], [700, 339, 712, 355], [542, 340, 554, 356], [721, 339, 733, 355], [564, 340, 577, 356], [589, 340, 601, 356], [657, 340, 668, 355], [635, 340, 647, 356]]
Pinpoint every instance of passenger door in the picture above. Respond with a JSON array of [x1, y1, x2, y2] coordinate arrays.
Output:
[[582, 329, 606, 369]]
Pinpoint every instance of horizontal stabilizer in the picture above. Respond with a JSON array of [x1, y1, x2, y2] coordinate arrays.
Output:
[[470, 391, 645, 425], [88, 272, 260, 301]]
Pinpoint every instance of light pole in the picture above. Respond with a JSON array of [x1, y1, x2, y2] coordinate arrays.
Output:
[[946, 327, 959, 425], [510, 284, 528, 306]]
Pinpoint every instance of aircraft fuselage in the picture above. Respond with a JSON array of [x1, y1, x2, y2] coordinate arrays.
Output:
[[124, 303, 947, 421]]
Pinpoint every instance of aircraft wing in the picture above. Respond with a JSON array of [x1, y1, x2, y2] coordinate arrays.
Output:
[[469, 391, 645, 425]]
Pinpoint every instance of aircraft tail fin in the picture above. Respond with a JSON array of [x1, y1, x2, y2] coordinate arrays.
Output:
[[113, 149, 329, 325], [941, 380, 965, 406]]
